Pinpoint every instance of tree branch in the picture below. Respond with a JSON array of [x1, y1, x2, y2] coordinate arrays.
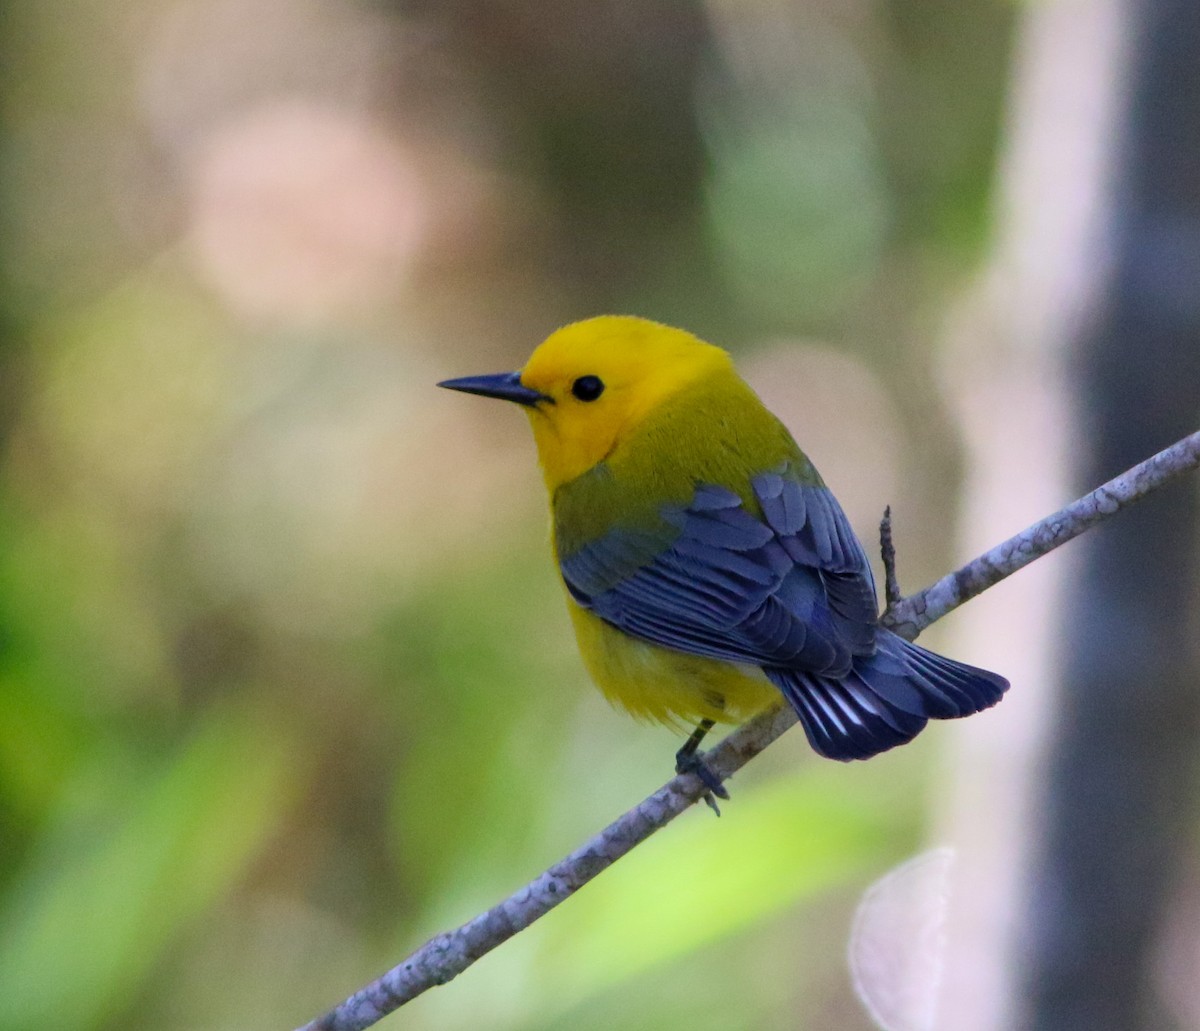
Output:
[[882, 428, 1200, 639], [296, 427, 1200, 1031]]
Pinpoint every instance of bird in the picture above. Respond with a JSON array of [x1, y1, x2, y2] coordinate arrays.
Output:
[[439, 316, 1007, 792]]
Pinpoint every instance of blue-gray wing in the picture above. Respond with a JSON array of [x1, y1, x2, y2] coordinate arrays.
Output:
[[559, 471, 879, 676]]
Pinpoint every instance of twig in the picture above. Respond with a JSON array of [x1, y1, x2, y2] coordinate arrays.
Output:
[[296, 427, 1200, 1031], [879, 505, 903, 611], [297, 704, 796, 1031], [882, 428, 1200, 639]]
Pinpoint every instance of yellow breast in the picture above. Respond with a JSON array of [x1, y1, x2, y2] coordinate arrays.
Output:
[[565, 596, 780, 728]]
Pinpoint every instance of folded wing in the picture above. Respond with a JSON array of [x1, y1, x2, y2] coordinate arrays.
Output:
[[560, 466, 876, 676]]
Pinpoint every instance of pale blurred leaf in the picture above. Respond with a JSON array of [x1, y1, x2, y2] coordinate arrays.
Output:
[[848, 846, 955, 1031]]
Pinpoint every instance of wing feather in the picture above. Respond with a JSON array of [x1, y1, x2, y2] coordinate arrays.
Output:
[[558, 462, 879, 676]]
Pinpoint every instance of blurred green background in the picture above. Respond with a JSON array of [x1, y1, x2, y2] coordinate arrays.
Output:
[[0, 1, 1025, 1028]]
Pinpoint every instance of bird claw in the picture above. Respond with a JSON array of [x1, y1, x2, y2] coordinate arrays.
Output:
[[675, 748, 730, 816]]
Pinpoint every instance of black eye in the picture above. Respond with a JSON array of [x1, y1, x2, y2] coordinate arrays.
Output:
[[571, 375, 605, 402]]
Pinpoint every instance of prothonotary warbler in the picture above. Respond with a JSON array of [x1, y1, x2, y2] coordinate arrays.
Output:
[[440, 316, 1007, 789]]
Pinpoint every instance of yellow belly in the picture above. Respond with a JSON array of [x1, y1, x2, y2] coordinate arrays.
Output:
[[567, 599, 780, 728]]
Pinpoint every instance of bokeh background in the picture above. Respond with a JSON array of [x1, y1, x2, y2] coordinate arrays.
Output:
[[2, 1, 1198, 1029]]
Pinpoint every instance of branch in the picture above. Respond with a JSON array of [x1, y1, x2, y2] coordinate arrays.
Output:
[[296, 427, 1200, 1031], [882, 428, 1200, 638]]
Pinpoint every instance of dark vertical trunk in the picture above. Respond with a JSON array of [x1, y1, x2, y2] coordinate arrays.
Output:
[[1023, 1, 1200, 1028]]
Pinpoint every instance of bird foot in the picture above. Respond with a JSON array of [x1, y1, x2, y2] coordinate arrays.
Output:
[[675, 748, 730, 816]]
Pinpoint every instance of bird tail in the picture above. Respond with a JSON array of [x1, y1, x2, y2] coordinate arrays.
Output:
[[765, 631, 1009, 761]]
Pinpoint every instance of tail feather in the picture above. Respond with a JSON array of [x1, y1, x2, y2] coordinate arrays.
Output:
[[902, 643, 1007, 715], [767, 631, 1008, 762]]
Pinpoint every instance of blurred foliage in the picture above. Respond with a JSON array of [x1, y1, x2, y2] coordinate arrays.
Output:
[[0, 1, 1015, 1029]]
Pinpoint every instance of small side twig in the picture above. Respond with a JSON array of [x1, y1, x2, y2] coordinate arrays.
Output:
[[879, 504, 903, 612], [883, 428, 1200, 639], [297, 426, 1200, 1031]]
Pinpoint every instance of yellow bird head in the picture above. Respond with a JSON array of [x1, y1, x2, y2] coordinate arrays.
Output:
[[439, 316, 734, 489]]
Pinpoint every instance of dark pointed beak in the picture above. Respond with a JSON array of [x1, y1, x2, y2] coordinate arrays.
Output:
[[437, 371, 551, 406]]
